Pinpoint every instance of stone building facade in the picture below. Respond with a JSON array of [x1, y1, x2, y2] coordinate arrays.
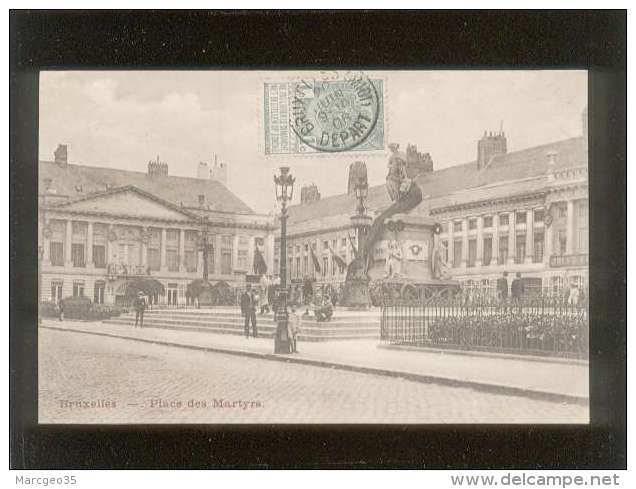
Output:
[[283, 115, 588, 295], [38, 150, 274, 306]]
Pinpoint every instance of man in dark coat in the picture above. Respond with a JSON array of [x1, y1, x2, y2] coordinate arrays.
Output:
[[496, 272, 509, 303], [133, 292, 146, 328], [240, 284, 257, 338], [511, 272, 525, 301]]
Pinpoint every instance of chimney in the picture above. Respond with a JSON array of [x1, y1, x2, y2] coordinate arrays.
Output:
[[300, 183, 321, 204], [405, 143, 434, 177], [197, 161, 209, 179], [209, 153, 228, 186], [54, 144, 68, 166], [477, 130, 507, 170], [147, 155, 168, 177]]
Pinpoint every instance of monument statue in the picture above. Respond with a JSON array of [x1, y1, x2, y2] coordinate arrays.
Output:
[[342, 143, 459, 307], [385, 239, 404, 278], [386, 143, 408, 202], [431, 240, 451, 280]]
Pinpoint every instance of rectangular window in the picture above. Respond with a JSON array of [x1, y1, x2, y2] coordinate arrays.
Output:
[[499, 235, 509, 264], [533, 232, 544, 263], [303, 256, 308, 275], [499, 214, 509, 226], [184, 231, 198, 273], [453, 239, 462, 268], [185, 250, 197, 273], [322, 256, 328, 277], [323, 241, 329, 251], [468, 219, 477, 230], [516, 211, 527, 224], [441, 240, 449, 263], [534, 209, 545, 222], [93, 281, 105, 304], [148, 248, 161, 271], [483, 237, 492, 266], [515, 234, 526, 263], [558, 205, 567, 218], [50, 242, 64, 266], [221, 236, 233, 275], [92, 245, 106, 268], [468, 239, 477, 267], [483, 216, 493, 228], [72, 243, 85, 268], [557, 230, 567, 255], [237, 236, 250, 271], [296, 257, 301, 278], [453, 221, 462, 232], [72, 281, 85, 297], [441, 222, 449, 234], [207, 243, 215, 275], [166, 249, 179, 272], [92, 224, 107, 267]]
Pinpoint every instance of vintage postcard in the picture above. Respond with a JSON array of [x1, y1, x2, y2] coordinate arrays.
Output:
[[37, 70, 589, 424]]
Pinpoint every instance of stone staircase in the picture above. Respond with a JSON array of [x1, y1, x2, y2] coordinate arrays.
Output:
[[103, 308, 381, 341]]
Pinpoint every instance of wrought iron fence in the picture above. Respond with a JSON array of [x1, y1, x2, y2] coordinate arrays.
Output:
[[381, 295, 588, 359]]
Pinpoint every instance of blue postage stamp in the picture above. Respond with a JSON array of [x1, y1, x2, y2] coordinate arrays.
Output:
[[264, 74, 384, 155]]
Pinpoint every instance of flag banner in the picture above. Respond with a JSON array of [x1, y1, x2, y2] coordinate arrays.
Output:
[[328, 246, 347, 270], [309, 246, 321, 273]]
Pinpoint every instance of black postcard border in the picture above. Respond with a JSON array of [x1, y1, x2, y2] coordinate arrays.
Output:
[[10, 10, 627, 469]]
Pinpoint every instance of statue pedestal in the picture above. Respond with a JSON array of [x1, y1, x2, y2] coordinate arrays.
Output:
[[342, 277, 370, 309]]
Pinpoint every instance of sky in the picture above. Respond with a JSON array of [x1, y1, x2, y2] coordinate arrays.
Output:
[[39, 70, 587, 212]]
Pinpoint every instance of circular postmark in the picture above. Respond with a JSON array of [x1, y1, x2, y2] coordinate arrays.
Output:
[[290, 73, 380, 153]]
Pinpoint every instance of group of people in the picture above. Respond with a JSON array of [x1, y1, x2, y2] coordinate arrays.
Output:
[[239, 283, 301, 352], [495, 271, 585, 305]]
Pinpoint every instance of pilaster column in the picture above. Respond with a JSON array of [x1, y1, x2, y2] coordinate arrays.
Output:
[[507, 211, 516, 265], [475, 216, 484, 267], [179, 229, 186, 272], [447, 221, 454, 267], [566, 200, 575, 255], [160, 228, 167, 272], [141, 227, 148, 269], [544, 220, 553, 265], [86, 222, 94, 268], [525, 209, 534, 264], [64, 220, 73, 266], [106, 224, 113, 264], [461, 218, 468, 268], [492, 214, 499, 265]]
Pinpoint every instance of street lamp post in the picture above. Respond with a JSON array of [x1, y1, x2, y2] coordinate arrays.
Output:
[[273, 166, 295, 354], [344, 181, 372, 309]]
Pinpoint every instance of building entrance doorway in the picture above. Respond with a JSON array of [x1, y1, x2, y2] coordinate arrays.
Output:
[[51, 281, 63, 304], [167, 283, 178, 305]]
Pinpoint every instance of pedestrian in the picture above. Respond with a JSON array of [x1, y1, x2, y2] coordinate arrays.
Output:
[[240, 284, 257, 338], [511, 272, 524, 301], [330, 287, 338, 307], [568, 282, 580, 306], [134, 291, 146, 328], [302, 277, 313, 316], [58, 298, 64, 321], [288, 304, 301, 353], [497, 272, 509, 303]]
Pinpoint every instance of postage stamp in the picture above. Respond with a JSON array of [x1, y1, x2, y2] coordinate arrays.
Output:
[[264, 73, 384, 155]]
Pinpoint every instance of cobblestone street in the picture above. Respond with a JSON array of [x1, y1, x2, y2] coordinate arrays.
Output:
[[39, 328, 588, 424]]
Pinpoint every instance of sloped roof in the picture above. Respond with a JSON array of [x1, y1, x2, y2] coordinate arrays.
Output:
[[39, 160, 255, 215], [287, 136, 586, 224]]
